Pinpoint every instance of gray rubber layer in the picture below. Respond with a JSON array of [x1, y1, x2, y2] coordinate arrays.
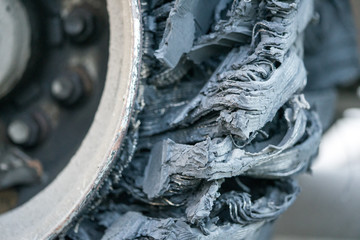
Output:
[[65, 0, 360, 239]]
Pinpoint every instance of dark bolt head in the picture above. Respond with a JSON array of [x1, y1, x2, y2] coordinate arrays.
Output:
[[51, 76, 74, 101], [63, 8, 95, 43], [7, 120, 32, 145], [51, 69, 88, 106], [7, 116, 41, 147], [64, 15, 86, 37]]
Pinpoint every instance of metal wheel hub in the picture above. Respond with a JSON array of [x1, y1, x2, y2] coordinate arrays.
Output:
[[0, 0, 31, 98], [0, 0, 141, 239]]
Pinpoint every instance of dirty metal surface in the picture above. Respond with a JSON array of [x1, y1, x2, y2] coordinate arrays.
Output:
[[0, 0, 141, 239]]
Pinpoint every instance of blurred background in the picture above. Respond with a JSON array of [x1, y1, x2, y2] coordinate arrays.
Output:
[[274, 1, 360, 239]]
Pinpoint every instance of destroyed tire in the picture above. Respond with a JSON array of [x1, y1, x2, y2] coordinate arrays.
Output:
[[3, 0, 355, 239], [67, 0, 323, 239]]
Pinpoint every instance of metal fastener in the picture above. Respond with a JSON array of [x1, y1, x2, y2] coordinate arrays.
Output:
[[63, 8, 95, 43]]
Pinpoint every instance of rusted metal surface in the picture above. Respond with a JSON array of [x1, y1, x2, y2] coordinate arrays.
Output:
[[0, 189, 17, 214]]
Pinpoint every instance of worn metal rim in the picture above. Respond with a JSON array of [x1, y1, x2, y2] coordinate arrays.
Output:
[[0, 0, 141, 239]]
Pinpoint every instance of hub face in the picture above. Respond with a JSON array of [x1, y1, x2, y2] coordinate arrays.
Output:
[[0, 0, 141, 238], [0, 0, 109, 208], [0, 0, 31, 98]]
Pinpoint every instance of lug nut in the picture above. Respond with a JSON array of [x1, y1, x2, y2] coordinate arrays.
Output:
[[7, 120, 31, 146], [51, 67, 91, 105], [51, 76, 75, 102], [7, 112, 49, 147], [64, 15, 85, 37], [7, 118, 39, 147], [63, 8, 95, 43]]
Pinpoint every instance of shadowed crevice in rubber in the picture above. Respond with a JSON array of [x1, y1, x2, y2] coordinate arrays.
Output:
[[64, 0, 330, 239], [114, 0, 321, 237]]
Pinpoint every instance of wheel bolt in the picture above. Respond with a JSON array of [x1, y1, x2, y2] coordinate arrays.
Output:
[[51, 76, 74, 101], [63, 8, 95, 43], [51, 67, 90, 105], [64, 15, 85, 37], [7, 120, 31, 145], [7, 118, 39, 147]]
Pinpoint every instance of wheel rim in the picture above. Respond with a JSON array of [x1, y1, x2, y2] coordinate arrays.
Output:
[[0, 0, 141, 239]]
